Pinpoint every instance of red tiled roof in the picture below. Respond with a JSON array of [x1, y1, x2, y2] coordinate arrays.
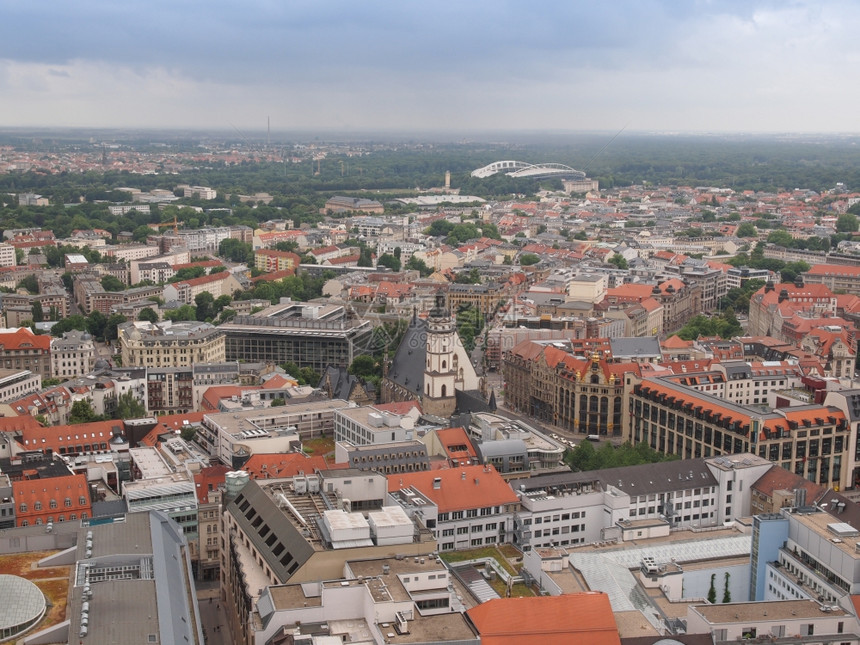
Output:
[[466, 593, 621, 645], [252, 269, 296, 283], [172, 260, 224, 270], [387, 465, 517, 513], [174, 271, 232, 288], [194, 464, 230, 503], [12, 472, 91, 527], [662, 335, 694, 349], [373, 401, 422, 416], [434, 427, 477, 463], [807, 264, 860, 276], [242, 452, 332, 479], [0, 328, 50, 351], [751, 465, 826, 503]]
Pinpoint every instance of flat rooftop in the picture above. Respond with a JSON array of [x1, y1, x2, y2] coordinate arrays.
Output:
[[792, 508, 860, 560], [693, 599, 848, 622], [128, 447, 172, 479], [205, 399, 352, 435]]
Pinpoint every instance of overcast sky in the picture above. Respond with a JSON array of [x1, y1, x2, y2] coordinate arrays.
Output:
[[0, 1, 855, 134]]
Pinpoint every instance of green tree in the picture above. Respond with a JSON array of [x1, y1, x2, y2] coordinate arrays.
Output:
[[405, 256, 432, 277], [164, 304, 197, 322], [271, 397, 286, 407], [100, 275, 125, 292], [195, 291, 215, 321], [181, 426, 197, 442], [31, 300, 44, 323], [454, 268, 482, 284], [86, 310, 107, 340], [426, 219, 455, 237], [519, 253, 540, 266], [722, 572, 731, 603], [456, 305, 484, 353], [132, 224, 154, 242], [708, 574, 717, 604], [377, 253, 401, 272], [573, 231, 588, 240], [219, 238, 253, 263], [766, 230, 794, 247], [138, 307, 159, 323], [736, 222, 758, 237], [169, 266, 206, 283], [608, 253, 629, 270], [779, 261, 810, 284], [837, 212, 859, 233], [17, 274, 39, 294], [50, 314, 88, 337], [349, 355, 379, 379], [115, 389, 146, 419], [357, 247, 373, 267], [69, 399, 99, 424], [104, 313, 127, 342]]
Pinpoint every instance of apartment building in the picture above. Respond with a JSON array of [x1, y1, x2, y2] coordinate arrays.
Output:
[[752, 495, 860, 611], [1, 453, 92, 526], [334, 405, 417, 446], [196, 399, 353, 464], [146, 366, 194, 414], [253, 249, 300, 273], [387, 464, 519, 552], [504, 341, 629, 438], [629, 375, 851, 489], [513, 454, 771, 552], [0, 368, 41, 403], [102, 243, 160, 263], [162, 271, 242, 305], [50, 330, 95, 379], [0, 327, 51, 380], [73, 276, 162, 315], [118, 320, 225, 368], [0, 242, 16, 267], [178, 184, 217, 200]]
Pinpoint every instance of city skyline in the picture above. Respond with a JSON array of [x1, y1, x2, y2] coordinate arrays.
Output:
[[1, 1, 857, 134]]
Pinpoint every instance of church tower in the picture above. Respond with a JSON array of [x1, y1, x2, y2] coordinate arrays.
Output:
[[422, 292, 458, 418]]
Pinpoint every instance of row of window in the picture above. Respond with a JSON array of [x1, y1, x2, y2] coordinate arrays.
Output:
[[19, 497, 87, 512], [20, 513, 86, 526]]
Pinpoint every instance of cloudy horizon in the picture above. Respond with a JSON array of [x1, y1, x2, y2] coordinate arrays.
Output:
[[1, 1, 857, 134]]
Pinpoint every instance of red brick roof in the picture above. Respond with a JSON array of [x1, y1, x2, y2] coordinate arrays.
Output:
[[194, 464, 231, 503], [13, 472, 91, 527], [807, 264, 860, 276], [466, 593, 621, 645], [242, 452, 332, 479], [0, 328, 50, 351], [388, 465, 517, 513], [175, 270, 232, 288]]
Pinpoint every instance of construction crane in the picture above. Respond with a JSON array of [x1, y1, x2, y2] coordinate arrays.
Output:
[[154, 214, 179, 234]]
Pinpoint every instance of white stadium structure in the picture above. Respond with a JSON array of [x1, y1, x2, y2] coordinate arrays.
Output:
[[471, 160, 587, 180]]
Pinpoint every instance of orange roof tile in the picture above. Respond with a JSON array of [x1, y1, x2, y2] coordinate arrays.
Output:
[[0, 328, 50, 351], [242, 452, 331, 479], [373, 400, 422, 415], [194, 464, 231, 503], [466, 593, 621, 645], [388, 465, 517, 513]]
